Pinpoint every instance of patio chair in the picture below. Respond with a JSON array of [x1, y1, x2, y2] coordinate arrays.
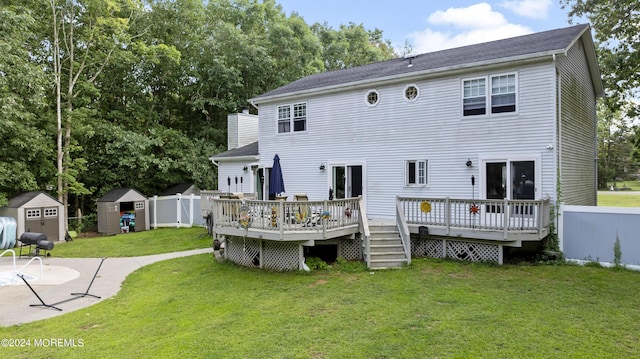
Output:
[[294, 194, 312, 226]]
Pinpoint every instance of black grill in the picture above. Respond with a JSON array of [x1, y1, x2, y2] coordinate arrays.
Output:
[[19, 232, 54, 256]]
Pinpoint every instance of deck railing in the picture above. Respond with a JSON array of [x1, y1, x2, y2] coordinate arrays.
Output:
[[395, 198, 411, 265], [209, 197, 361, 236], [398, 197, 551, 238]]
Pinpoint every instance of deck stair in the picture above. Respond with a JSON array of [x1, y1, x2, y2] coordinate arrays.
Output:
[[368, 223, 408, 269]]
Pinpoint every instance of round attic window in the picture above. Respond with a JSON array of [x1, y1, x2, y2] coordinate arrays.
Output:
[[404, 85, 419, 101], [366, 90, 379, 106]]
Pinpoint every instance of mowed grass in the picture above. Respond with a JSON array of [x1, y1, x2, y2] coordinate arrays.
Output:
[[598, 192, 640, 207], [2, 256, 640, 358], [52, 227, 211, 257]]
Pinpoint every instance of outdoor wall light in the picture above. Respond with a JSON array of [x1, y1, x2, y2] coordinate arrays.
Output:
[[243, 166, 248, 172], [319, 164, 326, 171], [466, 159, 473, 167]]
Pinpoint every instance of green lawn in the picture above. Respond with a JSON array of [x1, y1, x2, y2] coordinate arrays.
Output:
[[598, 192, 640, 207], [52, 227, 211, 257], [2, 255, 640, 358]]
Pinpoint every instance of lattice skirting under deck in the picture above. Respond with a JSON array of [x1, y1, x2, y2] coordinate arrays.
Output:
[[340, 237, 363, 260], [412, 236, 502, 264], [224, 236, 301, 271]]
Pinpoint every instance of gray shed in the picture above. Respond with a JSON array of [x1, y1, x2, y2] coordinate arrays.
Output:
[[0, 191, 65, 242], [97, 188, 149, 235]]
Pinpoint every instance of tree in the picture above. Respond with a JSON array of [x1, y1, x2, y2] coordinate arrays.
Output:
[[44, 0, 141, 223], [597, 103, 636, 188], [311, 22, 396, 70], [561, 0, 640, 117], [0, 3, 52, 205]]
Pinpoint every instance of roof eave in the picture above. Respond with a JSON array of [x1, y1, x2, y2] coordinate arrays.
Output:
[[250, 51, 567, 104], [209, 155, 260, 162]]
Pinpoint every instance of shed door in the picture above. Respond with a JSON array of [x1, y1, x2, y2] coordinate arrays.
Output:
[[24, 207, 59, 241]]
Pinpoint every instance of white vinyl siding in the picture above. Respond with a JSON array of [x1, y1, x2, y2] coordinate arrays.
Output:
[[556, 40, 598, 205], [256, 62, 561, 218]]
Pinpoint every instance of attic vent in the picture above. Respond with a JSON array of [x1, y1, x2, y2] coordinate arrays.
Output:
[[404, 53, 417, 67]]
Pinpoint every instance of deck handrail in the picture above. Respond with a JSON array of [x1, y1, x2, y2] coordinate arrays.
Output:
[[357, 196, 371, 268], [398, 196, 551, 236], [210, 197, 361, 239], [395, 197, 411, 265]]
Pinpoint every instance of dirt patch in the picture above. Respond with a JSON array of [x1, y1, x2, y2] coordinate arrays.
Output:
[[308, 279, 328, 288]]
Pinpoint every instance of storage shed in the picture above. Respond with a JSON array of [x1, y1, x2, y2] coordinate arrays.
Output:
[[97, 188, 149, 235], [0, 191, 65, 242]]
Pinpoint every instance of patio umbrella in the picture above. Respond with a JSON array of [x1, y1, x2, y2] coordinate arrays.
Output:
[[269, 154, 285, 198]]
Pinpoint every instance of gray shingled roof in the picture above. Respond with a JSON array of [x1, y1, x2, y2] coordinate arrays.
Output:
[[251, 24, 594, 102], [97, 188, 146, 202], [210, 141, 259, 160], [6, 191, 61, 208], [160, 183, 197, 196]]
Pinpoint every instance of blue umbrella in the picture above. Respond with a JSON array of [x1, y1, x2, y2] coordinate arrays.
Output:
[[269, 154, 285, 197]]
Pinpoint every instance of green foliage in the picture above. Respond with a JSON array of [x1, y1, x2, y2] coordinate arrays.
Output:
[[561, 0, 640, 117], [0, 0, 396, 219], [613, 233, 622, 267], [304, 256, 328, 270]]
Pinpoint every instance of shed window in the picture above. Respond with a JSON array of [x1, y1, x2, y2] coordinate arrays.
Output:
[[135, 202, 145, 210], [406, 160, 428, 186], [26, 209, 41, 219], [44, 208, 58, 217]]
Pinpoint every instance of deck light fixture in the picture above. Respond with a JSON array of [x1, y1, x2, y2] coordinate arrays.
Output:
[[319, 164, 326, 171]]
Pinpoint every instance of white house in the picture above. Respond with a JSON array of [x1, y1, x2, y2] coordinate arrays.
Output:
[[210, 24, 603, 269]]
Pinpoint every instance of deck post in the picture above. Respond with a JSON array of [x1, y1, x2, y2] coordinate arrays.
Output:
[[445, 197, 451, 235], [503, 198, 509, 240], [279, 200, 284, 239], [323, 200, 328, 239]]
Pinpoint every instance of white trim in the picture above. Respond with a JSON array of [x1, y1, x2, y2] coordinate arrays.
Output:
[[461, 72, 519, 118], [478, 153, 542, 200]]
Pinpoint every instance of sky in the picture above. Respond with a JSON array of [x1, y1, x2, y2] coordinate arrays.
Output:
[[275, 0, 584, 54]]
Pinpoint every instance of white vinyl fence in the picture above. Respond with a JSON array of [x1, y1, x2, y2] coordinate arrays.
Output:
[[149, 194, 206, 228], [560, 205, 640, 269]]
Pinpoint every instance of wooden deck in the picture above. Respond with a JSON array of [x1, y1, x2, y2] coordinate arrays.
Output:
[[398, 197, 551, 243], [205, 197, 361, 242]]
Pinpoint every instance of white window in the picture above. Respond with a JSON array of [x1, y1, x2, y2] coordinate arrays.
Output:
[[406, 160, 428, 186], [491, 74, 516, 113], [463, 78, 486, 116], [44, 208, 58, 217], [463, 73, 517, 116], [293, 103, 306, 132], [135, 202, 145, 210], [277, 105, 291, 133], [365, 90, 379, 106], [26, 209, 41, 219], [278, 103, 306, 133]]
